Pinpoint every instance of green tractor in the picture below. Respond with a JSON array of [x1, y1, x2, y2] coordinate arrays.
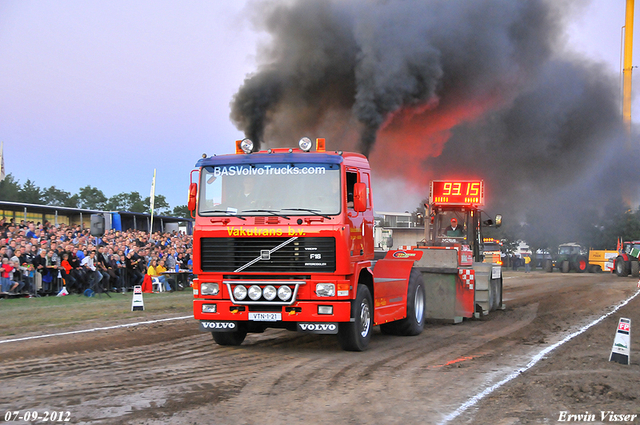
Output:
[[544, 243, 588, 273]]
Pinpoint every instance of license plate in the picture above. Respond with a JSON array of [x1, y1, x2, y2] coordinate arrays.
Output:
[[248, 312, 281, 322]]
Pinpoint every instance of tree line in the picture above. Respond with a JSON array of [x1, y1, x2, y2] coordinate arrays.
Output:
[[0, 173, 190, 218]]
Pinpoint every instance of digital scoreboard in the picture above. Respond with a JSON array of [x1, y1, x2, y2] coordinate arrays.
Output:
[[429, 180, 484, 206]]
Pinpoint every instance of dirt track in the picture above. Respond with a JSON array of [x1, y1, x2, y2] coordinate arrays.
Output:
[[1, 271, 639, 425]]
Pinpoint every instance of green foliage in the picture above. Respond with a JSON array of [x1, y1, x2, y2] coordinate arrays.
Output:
[[104, 191, 145, 212], [144, 194, 170, 215], [0, 174, 22, 202], [172, 205, 191, 219], [42, 186, 78, 207], [77, 186, 107, 210], [20, 179, 42, 204]]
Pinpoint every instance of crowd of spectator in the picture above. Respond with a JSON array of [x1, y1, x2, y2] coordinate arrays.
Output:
[[0, 218, 193, 296]]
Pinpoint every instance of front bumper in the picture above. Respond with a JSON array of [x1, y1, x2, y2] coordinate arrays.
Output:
[[193, 299, 352, 323]]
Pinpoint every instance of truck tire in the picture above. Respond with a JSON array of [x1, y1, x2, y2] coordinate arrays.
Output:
[[212, 329, 247, 346], [574, 256, 588, 273], [631, 261, 640, 278], [615, 257, 629, 277], [561, 260, 570, 273], [380, 269, 425, 336], [544, 259, 553, 272], [338, 284, 373, 351]]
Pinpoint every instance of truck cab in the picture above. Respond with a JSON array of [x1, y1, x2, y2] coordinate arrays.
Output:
[[190, 138, 425, 351]]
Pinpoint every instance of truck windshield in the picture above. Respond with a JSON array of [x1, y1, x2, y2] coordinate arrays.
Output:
[[198, 163, 341, 216], [436, 211, 467, 242]]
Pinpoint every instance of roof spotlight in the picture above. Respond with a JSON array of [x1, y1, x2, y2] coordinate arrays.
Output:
[[298, 137, 313, 152], [240, 138, 254, 154]]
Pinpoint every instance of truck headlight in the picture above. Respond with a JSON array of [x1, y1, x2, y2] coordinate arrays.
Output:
[[278, 285, 292, 301], [315, 283, 335, 297], [233, 285, 247, 300], [200, 282, 219, 296], [248, 285, 262, 300], [263, 285, 277, 301]]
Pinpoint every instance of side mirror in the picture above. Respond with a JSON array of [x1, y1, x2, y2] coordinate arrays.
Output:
[[188, 183, 198, 212], [353, 182, 367, 212]]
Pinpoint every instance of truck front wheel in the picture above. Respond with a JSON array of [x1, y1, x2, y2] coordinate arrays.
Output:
[[561, 260, 570, 273], [212, 329, 247, 346], [544, 259, 553, 272], [631, 261, 639, 278], [338, 284, 373, 351]]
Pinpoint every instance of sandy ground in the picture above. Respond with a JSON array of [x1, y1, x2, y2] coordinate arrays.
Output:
[[0, 270, 639, 425]]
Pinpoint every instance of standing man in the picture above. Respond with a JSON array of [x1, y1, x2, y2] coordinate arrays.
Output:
[[524, 255, 531, 273]]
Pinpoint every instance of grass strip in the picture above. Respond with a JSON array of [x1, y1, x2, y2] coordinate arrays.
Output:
[[0, 291, 193, 336]]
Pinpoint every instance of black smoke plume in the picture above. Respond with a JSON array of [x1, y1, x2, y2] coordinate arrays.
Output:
[[230, 0, 640, 245]]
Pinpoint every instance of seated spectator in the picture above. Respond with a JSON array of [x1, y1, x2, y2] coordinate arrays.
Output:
[[109, 253, 126, 291], [147, 259, 171, 292], [60, 253, 78, 293], [156, 259, 176, 290], [81, 250, 103, 291], [125, 250, 144, 286], [1, 258, 22, 293]]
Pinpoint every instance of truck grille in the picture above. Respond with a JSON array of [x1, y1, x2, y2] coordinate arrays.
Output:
[[200, 237, 336, 273]]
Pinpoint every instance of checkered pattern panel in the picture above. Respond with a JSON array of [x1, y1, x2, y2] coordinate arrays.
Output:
[[459, 268, 475, 290]]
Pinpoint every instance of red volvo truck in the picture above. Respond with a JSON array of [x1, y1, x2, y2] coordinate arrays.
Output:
[[190, 138, 427, 351], [190, 140, 503, 349]]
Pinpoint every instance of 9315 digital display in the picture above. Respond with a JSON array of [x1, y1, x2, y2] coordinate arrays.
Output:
[[430, 180, 484, 206]]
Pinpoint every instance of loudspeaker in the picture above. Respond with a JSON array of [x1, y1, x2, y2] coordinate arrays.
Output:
[[90, 213, 105, 237]]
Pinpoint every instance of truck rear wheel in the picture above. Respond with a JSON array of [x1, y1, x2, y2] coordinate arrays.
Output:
[[631, 261, 639, 278], [615, 257, 629, 277], [561, 260, 570, 273], [338, 284, 373, 351], [544, 259, 553, 273], [380, 269, 425, 336], [574, 256, 588, 273], [212, 329, 247, 346]]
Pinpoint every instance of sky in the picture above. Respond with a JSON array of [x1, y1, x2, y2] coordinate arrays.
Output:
[[0, 0, 638, 213]]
